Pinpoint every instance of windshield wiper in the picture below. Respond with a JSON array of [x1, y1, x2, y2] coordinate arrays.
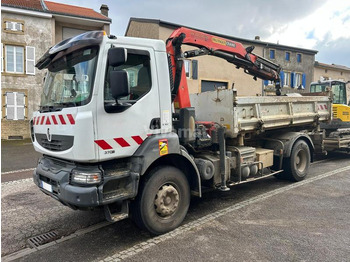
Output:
[[54, 101, 77, 108], [39, 105, 61, 113]]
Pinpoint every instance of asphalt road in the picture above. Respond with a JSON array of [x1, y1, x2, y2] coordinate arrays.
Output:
[[1, 152, 350, 262], [1, 139, 42, 173]]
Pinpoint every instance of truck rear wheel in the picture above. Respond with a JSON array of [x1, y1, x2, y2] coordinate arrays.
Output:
[[285, 140, 310, 181], [130, 166, 190, 235]]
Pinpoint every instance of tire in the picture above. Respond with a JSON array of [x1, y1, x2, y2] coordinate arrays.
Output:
[[285, 140, 311, 181], [130, 166, 190, 235]]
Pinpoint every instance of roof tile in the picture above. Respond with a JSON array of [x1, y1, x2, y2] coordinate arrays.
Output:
[[1, 0, 111, 22], [45, 1, 110, 21], [1, 0, 44, 11]]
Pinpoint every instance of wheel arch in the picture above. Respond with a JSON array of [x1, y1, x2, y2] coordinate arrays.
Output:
[[142, 152, 202, 197], [271, 132, 315, 162]]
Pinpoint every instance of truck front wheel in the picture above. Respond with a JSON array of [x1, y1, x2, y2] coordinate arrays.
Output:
[[285, 140, 311, 181], [131, 166, 190, 235]]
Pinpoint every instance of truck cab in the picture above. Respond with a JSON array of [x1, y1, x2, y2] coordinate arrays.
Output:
[[32, 30, 334, 235], [33, 31, 172, 162], [310, 80, 350, 127]]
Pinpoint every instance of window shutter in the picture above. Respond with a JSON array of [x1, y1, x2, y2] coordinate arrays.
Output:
[[291, 72, 295, 88], [279, 71, 285, 86], [192, 60, 198, 80], [5, 92, 15, 120], [301, 73, 306, 89], [1, 43, 3, 72], [26, 46, 35, 75], [17, 92, 25, 120]]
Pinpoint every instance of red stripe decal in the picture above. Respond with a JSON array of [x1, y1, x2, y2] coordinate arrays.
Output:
[[36, 117, 40, 125], [59, 115, 66, 125], [132, 136, 144, 145], [114, 138, 130, 147], [67, 114, 75, 125], [95, 140, 113, 150], [40, 116, 45, 125], [51, 115, 58, 125], [46, 117, 51, 125], [33, 117, 36, 125], [325, 105, 328, 110]]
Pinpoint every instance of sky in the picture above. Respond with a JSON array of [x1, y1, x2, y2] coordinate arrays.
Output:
[[52, 0, 350, 67]]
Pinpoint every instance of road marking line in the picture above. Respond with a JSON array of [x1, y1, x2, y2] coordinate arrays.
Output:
[[100, 165, 350, 262], [1, 168, 35, 175], [1, 178, 33, 186]]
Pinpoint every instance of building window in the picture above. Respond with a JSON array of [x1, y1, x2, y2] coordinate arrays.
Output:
[[183, 59, 198, 79], [295, 73, 302, 88], [1, 43, 35, 75], [285, 52, 290, 61], [3, 20, 24, 33], [201, 80, 228, 92], [284, 72, 291, 87], [296, 54, 302, 63], [4, 92, 26, 120], [269, 49, 275, 59], [184, 59, 191, 78], [5, 45, 24, 73]]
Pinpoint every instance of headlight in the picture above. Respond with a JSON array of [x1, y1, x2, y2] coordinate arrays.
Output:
[[71, 170, 101, 185]]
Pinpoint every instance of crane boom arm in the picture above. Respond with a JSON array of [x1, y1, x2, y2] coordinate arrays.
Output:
[[166, 27, 282, 109]]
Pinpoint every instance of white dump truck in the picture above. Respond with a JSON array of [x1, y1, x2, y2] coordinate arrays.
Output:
[[31, 28, 332, 235]]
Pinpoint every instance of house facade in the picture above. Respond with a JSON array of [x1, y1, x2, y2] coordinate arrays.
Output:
[[1, 0, 111, 139], [313, 61, 350, 103], [125, 18, 318, 97]]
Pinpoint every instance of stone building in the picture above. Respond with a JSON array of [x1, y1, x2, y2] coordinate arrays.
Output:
[[314, 61, 350, 82], [313, 61, 350, 103], [1, 0, 111, 139], [125, 18, 318, 97]]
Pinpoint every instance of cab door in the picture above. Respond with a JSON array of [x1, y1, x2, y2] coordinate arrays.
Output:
[[95, 46, 161, 161]]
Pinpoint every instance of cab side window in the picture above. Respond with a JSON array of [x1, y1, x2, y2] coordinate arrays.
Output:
[[104, 50, 152, 109]]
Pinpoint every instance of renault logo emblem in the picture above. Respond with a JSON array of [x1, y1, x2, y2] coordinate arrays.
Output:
[[46, 128, 52, 142]]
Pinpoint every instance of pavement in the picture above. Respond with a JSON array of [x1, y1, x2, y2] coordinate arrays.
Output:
[[1, 139, 42, 175], [1, 140, 350, 261]]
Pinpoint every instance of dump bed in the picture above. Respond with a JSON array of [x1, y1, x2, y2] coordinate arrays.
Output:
[[190, 89, 332, 138]]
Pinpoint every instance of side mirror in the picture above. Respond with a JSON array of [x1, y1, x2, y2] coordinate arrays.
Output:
[[110, 70, 130, 100], [108, 47, 127, 67]]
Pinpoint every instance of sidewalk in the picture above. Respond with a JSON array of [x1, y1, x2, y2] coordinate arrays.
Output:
[[1, 139, 42, 173]]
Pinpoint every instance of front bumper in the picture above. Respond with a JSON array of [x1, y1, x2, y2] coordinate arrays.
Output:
[[33, 156, 139, 208]]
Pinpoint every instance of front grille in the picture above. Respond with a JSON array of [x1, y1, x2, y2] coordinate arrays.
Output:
[[35, 134, 74, 151]]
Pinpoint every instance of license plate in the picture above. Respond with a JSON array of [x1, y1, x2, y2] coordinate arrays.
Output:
[[41, 181, 53, 193]]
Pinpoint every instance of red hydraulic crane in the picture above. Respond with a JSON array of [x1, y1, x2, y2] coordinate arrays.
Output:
[[166, 27, 282, 109]]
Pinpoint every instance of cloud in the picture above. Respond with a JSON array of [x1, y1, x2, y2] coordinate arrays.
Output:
[[44, 0, 350, 66], [315, 37, 350, 66]]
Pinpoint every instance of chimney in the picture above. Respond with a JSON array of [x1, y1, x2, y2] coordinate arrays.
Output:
[[255, 36, 260, 41], [100, 4, 109, 17]]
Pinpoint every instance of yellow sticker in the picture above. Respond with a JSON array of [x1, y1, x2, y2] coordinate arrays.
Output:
[[159, 139, 168, 156]]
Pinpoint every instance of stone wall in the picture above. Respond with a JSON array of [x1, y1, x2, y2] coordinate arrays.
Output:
[[1, 11, 53, 139]]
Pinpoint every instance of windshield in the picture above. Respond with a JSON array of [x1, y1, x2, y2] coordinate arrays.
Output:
[[40, 46, 99, 112], [310, 82, 346, 104]]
